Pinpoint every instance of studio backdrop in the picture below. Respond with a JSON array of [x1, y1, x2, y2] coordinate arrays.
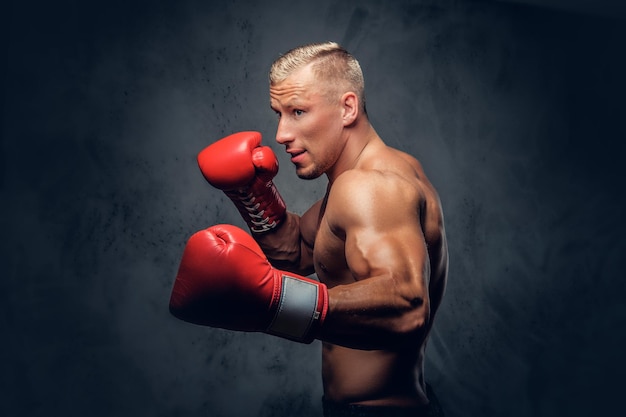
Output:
[[2, 1, 625, 416]]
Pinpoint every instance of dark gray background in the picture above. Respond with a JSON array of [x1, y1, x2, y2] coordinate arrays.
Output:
[[2, 0, 625, 416]]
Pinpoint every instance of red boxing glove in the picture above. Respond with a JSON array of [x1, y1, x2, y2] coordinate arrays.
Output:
[[169, 224, 328, 343], [198, 131, 286, 233]]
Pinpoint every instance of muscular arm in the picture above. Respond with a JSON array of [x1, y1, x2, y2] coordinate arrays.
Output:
[[254, 199, 324, 276], [319, 171, 433, 350]]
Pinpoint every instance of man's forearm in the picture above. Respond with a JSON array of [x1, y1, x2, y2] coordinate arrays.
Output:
[[255, 212, 315, 275], [320, 275, 429, 350]]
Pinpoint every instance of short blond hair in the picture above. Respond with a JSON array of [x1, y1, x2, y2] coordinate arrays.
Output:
[[269, 42, 367, 114]]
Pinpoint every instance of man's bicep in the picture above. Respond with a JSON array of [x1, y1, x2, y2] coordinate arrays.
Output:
[[330, 177, 430, 289], [344, 222, 430, 290]]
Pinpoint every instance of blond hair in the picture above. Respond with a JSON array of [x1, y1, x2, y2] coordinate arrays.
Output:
[[269, 42, 367, 114]]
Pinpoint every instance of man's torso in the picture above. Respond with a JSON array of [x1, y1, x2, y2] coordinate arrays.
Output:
[[299, 143, 448, 406]]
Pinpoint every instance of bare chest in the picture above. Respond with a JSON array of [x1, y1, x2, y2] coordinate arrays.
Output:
[[311, 216, 353, 288]]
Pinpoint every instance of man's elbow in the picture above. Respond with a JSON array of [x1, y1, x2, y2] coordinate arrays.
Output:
[[390, 300, 429, 342]]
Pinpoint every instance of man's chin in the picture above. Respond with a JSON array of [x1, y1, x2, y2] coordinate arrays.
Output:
[[296, 173, 319, 180], [296, 167, 322, 180]]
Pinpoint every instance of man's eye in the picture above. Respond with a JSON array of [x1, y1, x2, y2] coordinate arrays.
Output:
[[294, 109, 304, 116]]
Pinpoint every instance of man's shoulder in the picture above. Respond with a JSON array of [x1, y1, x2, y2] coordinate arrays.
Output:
[[331, 167, 407, 194], [331, 158, 424, 199], [326, 167, 423, 228]]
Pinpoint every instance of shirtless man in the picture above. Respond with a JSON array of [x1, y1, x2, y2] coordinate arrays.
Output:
[[169, 42, 448, 417]]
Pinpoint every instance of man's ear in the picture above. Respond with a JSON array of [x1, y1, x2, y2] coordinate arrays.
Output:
[[341, 92, 358, 126]]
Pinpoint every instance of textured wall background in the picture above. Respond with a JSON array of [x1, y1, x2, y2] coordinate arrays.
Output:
[[2, 0, 625, 416]]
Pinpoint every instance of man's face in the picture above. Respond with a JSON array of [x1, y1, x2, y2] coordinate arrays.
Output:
[[270, 64, 346, 180]]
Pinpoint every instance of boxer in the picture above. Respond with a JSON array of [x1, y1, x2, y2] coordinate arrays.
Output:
[[170, 42, 448, 417]]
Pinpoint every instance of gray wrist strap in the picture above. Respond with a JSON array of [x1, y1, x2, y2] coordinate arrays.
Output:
[[266, 275, 321, 343]]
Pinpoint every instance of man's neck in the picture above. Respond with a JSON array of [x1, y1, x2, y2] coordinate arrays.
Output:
[[326, 122, 380, 184]]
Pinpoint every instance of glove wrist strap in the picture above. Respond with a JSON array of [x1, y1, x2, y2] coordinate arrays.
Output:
[[225, 177, 287, 233], [266, 274, 328, 344]]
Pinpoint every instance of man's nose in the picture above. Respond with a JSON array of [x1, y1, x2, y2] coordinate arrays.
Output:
[[275, 118, 293, 145]]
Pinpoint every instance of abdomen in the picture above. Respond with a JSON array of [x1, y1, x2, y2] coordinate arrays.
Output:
[[321, 343, 427, 406]]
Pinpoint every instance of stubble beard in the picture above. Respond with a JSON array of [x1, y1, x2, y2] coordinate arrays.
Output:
[[295, 161, 324, 180], [296, 168, 323, 180]]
